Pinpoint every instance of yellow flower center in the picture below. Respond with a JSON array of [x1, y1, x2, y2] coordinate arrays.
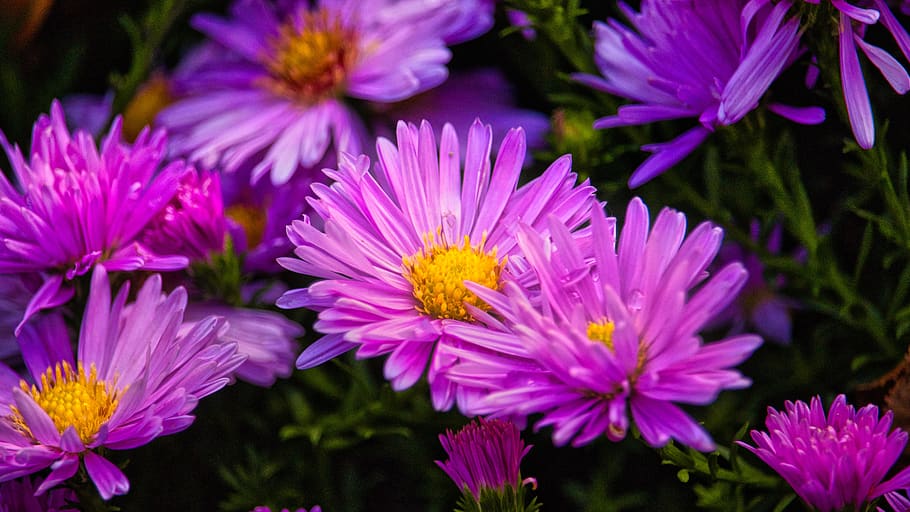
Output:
[[263, 9, 358, 103], [123, 73, 174, 142], [404, 235, 504, 321], [586, 320, 616, 351], [226, 203, 267, 249], [10, 362, 120, 445]]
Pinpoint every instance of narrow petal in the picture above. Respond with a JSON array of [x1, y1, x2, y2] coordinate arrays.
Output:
[[839, 13, 875, 149], [296, 334, 357, 370], [84, 450, 130, 500], [630, 127, 711, 187]]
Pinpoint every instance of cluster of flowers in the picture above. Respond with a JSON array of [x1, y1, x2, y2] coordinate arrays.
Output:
[[0, 0, 908, 510]]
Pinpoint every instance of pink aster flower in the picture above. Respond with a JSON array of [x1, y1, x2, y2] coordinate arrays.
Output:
[[0, 477, 77, 511], [741, 395, 910, 511], [277, 119, 594, 411], [0, 101, 190, 332], [0, 267, 244, 500], [804, 0, 910, 148], [575, 0, 820, 187], [158, 0, 493, 185], [449, 198, 762, 449], [436, 418, 534, 500]]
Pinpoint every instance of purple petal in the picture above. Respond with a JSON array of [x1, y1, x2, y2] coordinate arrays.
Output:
[[839, 12, 875, 149], [855, 36, 910, 94], [35, 455, 80, 495], [296, 334, 357, 370], [630, 127, 711, 187], [751, 298, 792, 345], [767, 103, 826, 124], [84, 450, 130, 500], [12, 388, 60, 446], [16, 275, 74, 336]]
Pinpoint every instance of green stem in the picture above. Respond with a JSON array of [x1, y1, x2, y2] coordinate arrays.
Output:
[[104, 0, 187, 129], [72, 477, 114, 512]]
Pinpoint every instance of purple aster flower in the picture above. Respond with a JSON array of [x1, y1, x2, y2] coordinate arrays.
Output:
[[741, 395, 910, 511], [0, 101, 190, 332], [142, 167, 227, 262], [575, 0, 820, 187], [183, 302, 301, 387], [436, 418, 534, 500], [714, 221, 795, 345], [277, 119, 594, 411], [803, 0, 910, 148], [158, 0, 493, 185], [0, 477, 77, 511], [0, 267, 244, 499], [449, 198, 761, 449], [374, 68, 550, 159]]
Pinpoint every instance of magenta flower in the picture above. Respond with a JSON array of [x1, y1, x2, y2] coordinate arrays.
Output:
[[804, 0, 910, 148], [450, 198, 761, 449], [0, 101, 190, 331], [277, 119, 594, 411], [741, 395, 910, 511], [575, 0, 818, 187], [0, 267, 244, 499], [0, 477, 77, 511], [158, 0, 493, 185], [436, 418, 533, 500], [142, 167, 227, 262]]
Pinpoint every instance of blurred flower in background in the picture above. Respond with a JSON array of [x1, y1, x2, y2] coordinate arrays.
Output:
[[0, 476, 77, 511], [0, 102, 191, 331], [713, 221, 795, 345], [0, 267, 244, 499], [158, 0, 494, 185], [373, 68, 550, 161], [576, 0, 819, 187]]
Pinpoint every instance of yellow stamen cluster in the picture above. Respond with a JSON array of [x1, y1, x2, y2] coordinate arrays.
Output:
[[404, 235, 504, 321], [264, 9, 357, 102], [586, 320, 616, 351], [10, 362, 119, 445], [226, 203, 268, 249]]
